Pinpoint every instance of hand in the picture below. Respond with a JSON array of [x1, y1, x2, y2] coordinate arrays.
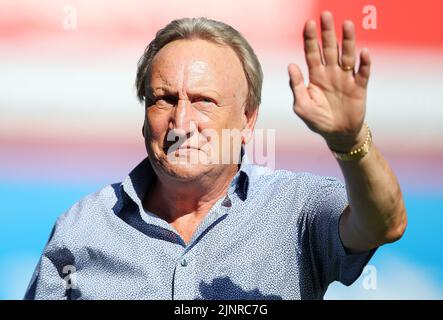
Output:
[[288, 11, 371, 152]]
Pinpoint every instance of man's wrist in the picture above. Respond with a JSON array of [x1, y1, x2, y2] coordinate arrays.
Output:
[[325, 124, 368, 153], [326, 124, 372, 161]]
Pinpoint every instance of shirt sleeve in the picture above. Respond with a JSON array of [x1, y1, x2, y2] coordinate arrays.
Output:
[[302, 176, 377, 292], [23, 219, 70, 300]]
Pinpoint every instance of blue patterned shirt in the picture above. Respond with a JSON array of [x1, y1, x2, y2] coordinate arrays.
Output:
[[24, 150, 376, 300]]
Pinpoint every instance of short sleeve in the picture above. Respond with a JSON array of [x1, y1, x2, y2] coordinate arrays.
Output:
[[23, 219, 69, 300], [303, 176, 377, 292]]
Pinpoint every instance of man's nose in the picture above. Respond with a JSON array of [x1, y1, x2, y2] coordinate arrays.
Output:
[[172, 99, 197, 135]]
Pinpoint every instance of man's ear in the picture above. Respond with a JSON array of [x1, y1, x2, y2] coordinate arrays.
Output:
[[242, 107, 259, 144]]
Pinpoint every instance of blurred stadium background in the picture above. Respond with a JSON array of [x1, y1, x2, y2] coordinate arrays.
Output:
[[1, 0, 442, 299]]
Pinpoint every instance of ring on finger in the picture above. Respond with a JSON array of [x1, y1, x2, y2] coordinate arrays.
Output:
[[341, 65, 354, 71]]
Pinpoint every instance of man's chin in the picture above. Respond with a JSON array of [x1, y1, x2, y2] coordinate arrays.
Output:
[[162, 163, 211, 181], [151, 150, 219, 180]]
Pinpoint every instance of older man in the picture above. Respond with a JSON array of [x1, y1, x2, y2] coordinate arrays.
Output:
[[25, 12, 406, 300]]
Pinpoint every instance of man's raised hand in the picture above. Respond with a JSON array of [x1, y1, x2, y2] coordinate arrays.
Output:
[[288, 11, 371, 152]]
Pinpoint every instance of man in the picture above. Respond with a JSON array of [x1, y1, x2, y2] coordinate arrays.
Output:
[[25, 12, 407, 300]]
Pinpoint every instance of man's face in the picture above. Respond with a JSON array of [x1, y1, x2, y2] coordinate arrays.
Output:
[[143, 39, 255, 182]]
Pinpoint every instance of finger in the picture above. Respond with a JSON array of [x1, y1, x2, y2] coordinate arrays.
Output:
[[341, 20, 356, 70], [303, 20, 324, 69], [320, 11, 339, 66], [355, 48, 371, 88], [288, 64, 311, 115]]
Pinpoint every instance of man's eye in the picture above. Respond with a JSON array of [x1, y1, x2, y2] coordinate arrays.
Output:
[[193, 97, 215, 104], [156, 95, 177, 105]]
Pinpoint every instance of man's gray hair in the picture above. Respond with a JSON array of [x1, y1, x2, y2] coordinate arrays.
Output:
[[135, 17, 263, 112]]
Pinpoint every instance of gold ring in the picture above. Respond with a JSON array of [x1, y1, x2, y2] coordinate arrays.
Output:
[[341, 65, 354, 71]]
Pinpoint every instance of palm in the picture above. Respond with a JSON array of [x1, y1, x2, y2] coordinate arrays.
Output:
[[289, 12, 371, 148]]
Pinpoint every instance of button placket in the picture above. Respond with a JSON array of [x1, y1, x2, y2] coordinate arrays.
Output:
[[172, 251, 195, 299]]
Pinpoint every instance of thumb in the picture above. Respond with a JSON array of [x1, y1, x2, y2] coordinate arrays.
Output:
[[288, 64, 310, 113]]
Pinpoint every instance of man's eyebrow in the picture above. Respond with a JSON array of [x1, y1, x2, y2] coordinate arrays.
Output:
[[187, 88, 221, 100], [152, 85, 175, 92], [152, 86, 222, 99], [150, 86, 177, 98]]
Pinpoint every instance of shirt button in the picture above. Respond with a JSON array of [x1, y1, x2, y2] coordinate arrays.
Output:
[[181, 258, 188, 267]]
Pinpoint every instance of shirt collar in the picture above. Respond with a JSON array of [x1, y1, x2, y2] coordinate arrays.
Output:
[[114, 146, 251, 216]]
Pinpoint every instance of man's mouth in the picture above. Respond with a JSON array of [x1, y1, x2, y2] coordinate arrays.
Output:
[[163, 144, 200, 153], [177, 145, 199, 150]]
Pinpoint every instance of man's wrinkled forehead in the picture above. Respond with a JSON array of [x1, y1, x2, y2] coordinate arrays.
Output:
[[152, 60, 213, 89], [149, 39, 247, 98]]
